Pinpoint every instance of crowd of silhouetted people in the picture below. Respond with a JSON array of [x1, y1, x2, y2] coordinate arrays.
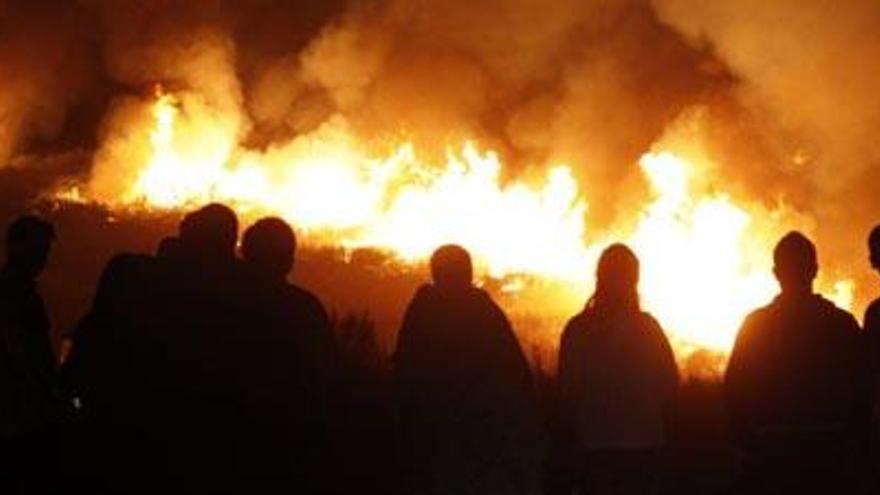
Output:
[[1, 203, 880, 495]]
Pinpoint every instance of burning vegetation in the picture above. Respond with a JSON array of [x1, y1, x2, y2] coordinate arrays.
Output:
[[2, 0, 880, 377]]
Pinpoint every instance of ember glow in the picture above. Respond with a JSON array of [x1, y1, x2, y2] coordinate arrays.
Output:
[[66, 87, 854, 375]]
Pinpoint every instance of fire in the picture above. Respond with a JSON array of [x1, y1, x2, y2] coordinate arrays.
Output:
[[123, 87, 593, 280], [634, 152, 778, 353], [73, 87, 855, 375]]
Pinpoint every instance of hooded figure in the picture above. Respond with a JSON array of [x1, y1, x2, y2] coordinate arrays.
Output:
[[394, 245, 543, 495], [557, 244, 678, 495]]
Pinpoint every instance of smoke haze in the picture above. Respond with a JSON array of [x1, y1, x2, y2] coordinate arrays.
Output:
[[2, 0, 879, 310]]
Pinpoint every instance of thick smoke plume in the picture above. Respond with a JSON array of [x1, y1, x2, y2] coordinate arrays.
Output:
[[2, 0, 879, 308]]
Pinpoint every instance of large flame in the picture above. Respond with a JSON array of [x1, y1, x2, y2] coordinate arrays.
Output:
[[71, 87, 855, 376]]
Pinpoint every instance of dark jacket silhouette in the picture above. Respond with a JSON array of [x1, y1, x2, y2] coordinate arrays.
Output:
[[394, 245, 542, 495], [62, 253, 155, 414], [557, 244, 677, 495], [727, 293, 865, 441], [865, 224, 880, 395], [559, 310, 677, 451], [725, 232, 868, 494], [0, 216, 58, 437], [237, 217, 335, 489], [0, 215, 64, 494]]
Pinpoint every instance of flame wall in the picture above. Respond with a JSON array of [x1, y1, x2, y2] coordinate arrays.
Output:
[[2, 0, 879, 376]]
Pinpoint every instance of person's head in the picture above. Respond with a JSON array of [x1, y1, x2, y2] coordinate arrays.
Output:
[[773, 231, 818, 294], [4, 215, 55, 279], [178, 203, 238, 262], [591, 243, 640, 313], [869, 224, 880, 273], [430, 244, 473, 290], [242, 217, 297, 282]]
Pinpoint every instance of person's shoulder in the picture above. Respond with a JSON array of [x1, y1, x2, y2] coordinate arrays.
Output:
[[471, 286, 501, 309], [561, 309, 591, 344], [744, 299, 778, 326], [285, 284, 329, 318], [470, 287, 513, 326], [731, 301, 777, 344], [407, 283, 435, 306], [813, 294, 859, 327], [637, 311, 669, 337], [638, 311, 663, 329]]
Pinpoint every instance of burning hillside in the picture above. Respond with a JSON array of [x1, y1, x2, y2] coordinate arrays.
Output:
[[2, 0, 879, 377]]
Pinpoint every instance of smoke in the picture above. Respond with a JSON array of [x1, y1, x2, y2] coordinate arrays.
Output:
[[652, 0, 880, 300], [0, 1, 98, 163], [2, 0, 879, 303]]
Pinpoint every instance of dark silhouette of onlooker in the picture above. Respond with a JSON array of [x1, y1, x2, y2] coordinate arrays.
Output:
[[147, 203, 253, 492], [865, 225, 880, 391], [864, 224, 880, 490], [60, 252, 155, 491], [0, 215, 62, 493], [238, 217, 335, 490], [64, 204, 249, 493], [557, 244, 678, 495], [725, 232, 868, 494], [394, 244, 543, 495]]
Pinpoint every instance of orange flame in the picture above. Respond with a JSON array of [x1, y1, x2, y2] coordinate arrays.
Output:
[[73, 87, 855, 376]]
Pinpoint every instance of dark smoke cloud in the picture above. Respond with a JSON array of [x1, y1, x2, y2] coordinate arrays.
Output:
[[0, 0, 101, 163]]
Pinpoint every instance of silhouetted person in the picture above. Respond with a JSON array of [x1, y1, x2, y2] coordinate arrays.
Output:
[[238, 217, 335, 489], [725, 232, 868, 494], [63, 253, 155, 410], [394, 245, 543, 495], [149, 204, 254, 492], [865, 224, 880, 489], [557, 244, 678, 495], [866, 225, 880, 395], [0, 215, 61, 493], [60, 252, 155, 491]]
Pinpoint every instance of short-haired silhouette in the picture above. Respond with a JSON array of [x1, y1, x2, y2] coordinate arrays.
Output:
[[430, 244, 473, 288], [5, 215, 55, 280], [0, 215, 61, 492], [394, 244, 543, 495], [558, 244, 678, 495], [239, 216, 335, 490], [241, 216, 297, 283], [772, 231, 818, 292], [178, 202, 238, 262], [725, 231, 868, 494]]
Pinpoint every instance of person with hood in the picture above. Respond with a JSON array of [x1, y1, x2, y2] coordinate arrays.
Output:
[[557, 243, 678, 495], [395, 244, 543, 495]]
